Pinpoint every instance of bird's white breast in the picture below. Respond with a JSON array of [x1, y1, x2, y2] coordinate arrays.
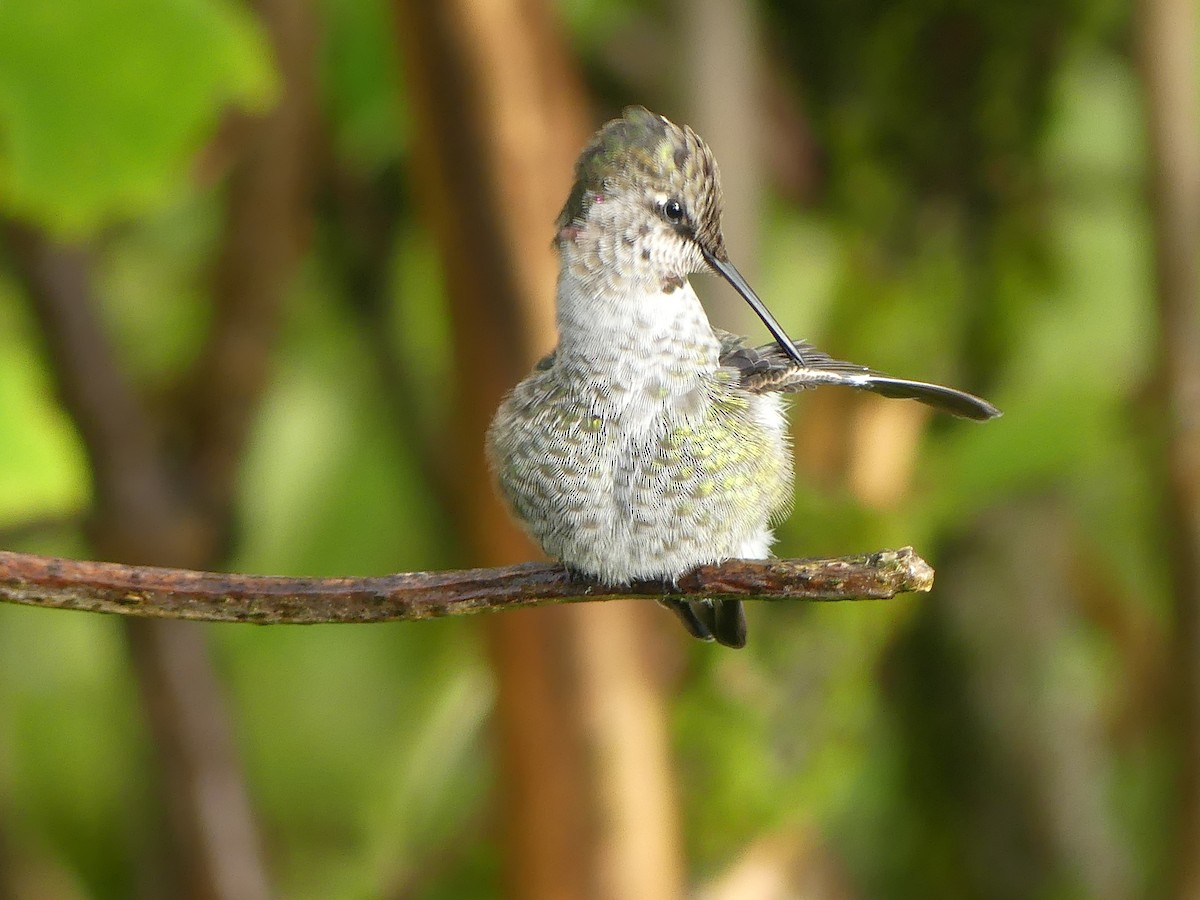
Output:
[[488, 274, 792, 582]]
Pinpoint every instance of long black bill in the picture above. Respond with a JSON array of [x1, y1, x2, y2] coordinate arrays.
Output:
[[703, 248, 807, 366]]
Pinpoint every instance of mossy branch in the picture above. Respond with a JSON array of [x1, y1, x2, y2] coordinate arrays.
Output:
[[0, 548, 933, 624]]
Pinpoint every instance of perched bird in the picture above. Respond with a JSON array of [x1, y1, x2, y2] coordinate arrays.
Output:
[[487, 107, 999, 648]]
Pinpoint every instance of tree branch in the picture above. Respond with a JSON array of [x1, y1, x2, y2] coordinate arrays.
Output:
[[1137, 0, 1200, 892], [184, 0, 318, 518], [2, 223, 191, 559], [0, 548, 932, 624]]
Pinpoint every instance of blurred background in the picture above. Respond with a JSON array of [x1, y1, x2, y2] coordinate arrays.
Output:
[[0, 0, 1196, 897]]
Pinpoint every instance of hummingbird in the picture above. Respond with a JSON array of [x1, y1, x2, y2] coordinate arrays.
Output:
[[487, 107, 999, 648]]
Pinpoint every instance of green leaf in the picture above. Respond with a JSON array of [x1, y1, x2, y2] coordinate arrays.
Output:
[[0, 0, 276, 235]]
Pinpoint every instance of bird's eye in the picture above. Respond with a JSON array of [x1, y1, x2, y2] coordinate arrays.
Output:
[[662, 198, 685, 224]]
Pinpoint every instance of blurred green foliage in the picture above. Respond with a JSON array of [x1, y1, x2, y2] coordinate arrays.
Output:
[[0, 0, 274, 235], [0, 0, 1172, 896]]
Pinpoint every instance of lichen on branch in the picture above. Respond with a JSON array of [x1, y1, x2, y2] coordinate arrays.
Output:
[[0, 547, 933, 625]]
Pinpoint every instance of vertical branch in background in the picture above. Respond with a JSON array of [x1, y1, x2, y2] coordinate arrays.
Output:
[[4, 230, 274, 900], [4, 2, 317, 899], [391, 3, 686, 898], [681, 0, 764, 323], [679, 17, 883, 890], [159, 1, 318, 894], [187, 0, 319, 518], [932, 502, 1134, 899], [322, 169, 465, 537], [392, 0, 573, 547], [0, 232, 198, 562], [1136, 0, 1200, 895]]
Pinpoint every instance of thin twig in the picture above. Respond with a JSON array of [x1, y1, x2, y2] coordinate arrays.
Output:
[[0, 548, 932, 624]]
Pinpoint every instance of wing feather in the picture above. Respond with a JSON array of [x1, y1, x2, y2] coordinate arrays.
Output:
[[719, 338, 1001, 421]]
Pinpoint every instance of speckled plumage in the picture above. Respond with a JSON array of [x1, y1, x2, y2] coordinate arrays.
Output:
[[486, 107, 788, 648], [487, 107, 999, 648], [487, 314, 793, 585]]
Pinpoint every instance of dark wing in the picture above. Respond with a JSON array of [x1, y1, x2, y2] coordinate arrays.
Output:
[[719, 337, 1001, 422]]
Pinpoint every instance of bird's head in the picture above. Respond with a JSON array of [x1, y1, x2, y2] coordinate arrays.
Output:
[[556, 107, 804, 364]]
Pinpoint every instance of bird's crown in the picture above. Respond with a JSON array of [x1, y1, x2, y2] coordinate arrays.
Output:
[[556, 106, 725, 254]]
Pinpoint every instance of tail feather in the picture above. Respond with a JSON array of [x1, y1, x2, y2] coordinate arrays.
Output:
[[850, 374, 1001, 421], [720, 337, 1001, 421]]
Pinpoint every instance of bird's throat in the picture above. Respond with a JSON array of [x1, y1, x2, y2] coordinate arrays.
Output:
[[553, 272, 721, 423]]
